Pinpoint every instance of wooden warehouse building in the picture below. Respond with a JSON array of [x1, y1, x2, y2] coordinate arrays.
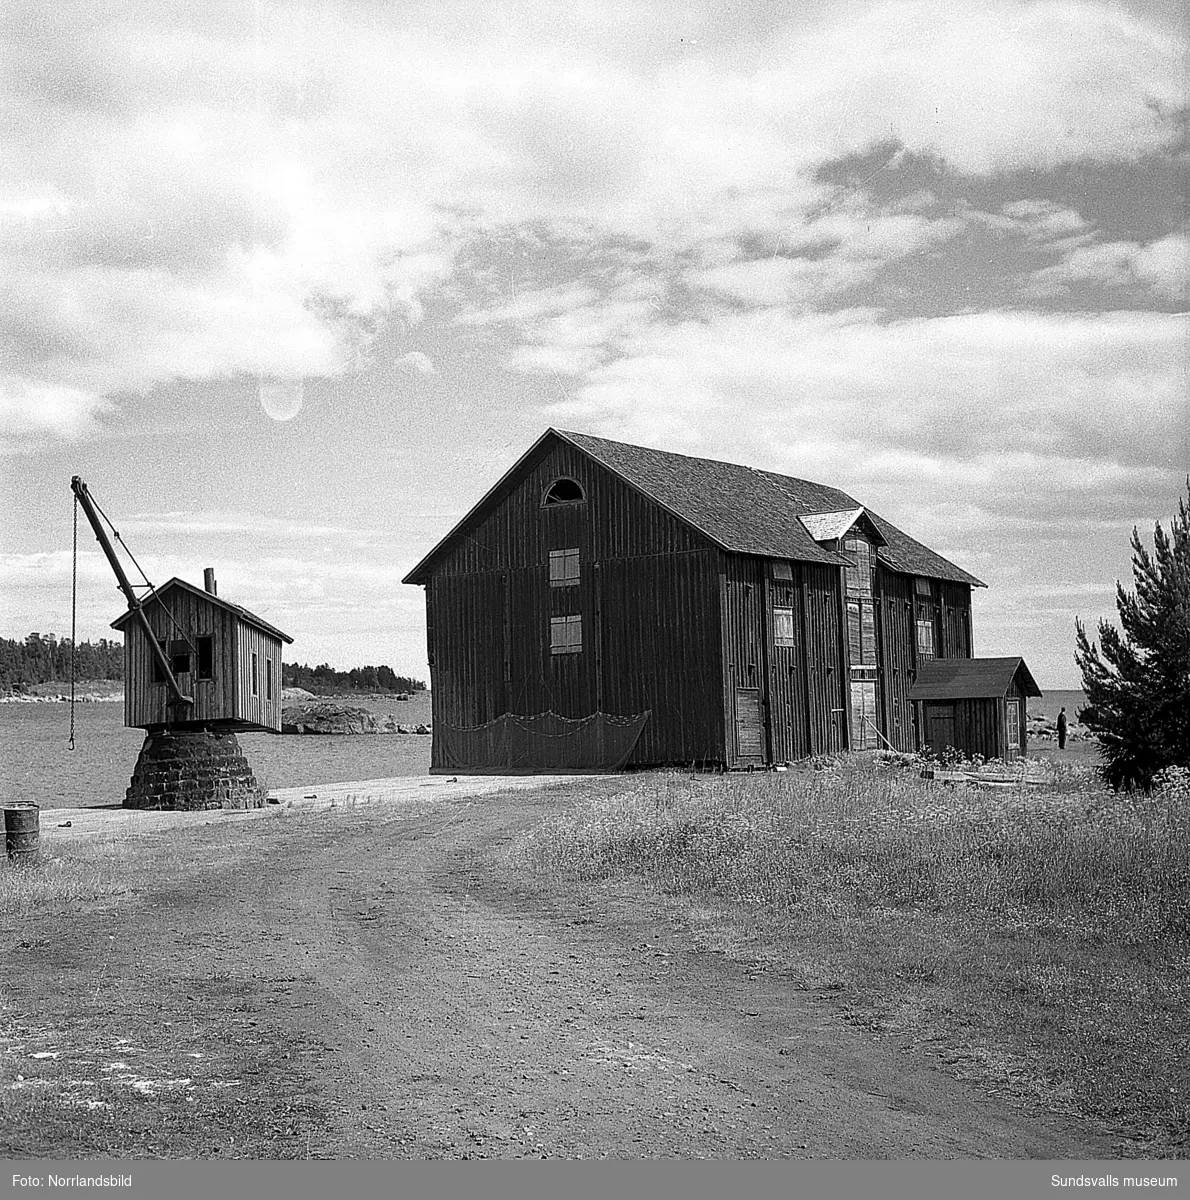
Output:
[[111, 571, 292, 733], [405, 429, 1034, 772]]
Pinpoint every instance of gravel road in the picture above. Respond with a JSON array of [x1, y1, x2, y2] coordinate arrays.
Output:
[[2, 780, 1115, 1159]]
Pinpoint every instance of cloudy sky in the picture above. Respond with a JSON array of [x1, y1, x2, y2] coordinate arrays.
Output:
[[2, 0, 1186, 688]]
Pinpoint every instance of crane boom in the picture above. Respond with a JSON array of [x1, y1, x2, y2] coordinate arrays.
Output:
[[70, 476, 194, 710]]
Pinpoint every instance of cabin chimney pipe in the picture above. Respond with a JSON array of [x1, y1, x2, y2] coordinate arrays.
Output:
[[204, 568, 217, 596]]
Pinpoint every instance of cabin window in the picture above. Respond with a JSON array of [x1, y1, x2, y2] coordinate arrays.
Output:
[[914, 577, 932, 597], [843, 538, 872, 597], [196, 636, 214, 681], [772, 560, 793, 581], [266, 658, 274, 701], [847, 600, 877, 667], [152, 637, 168, 684], [550, 615, 583, 655], [549, 548, 580, 587], [543, 478, 585, 506], [772, 606, 796, 647], [170, 641, 192, 676], [1006, 699, 1020, 756], [251, 651, 259, 696], [916, 619, 935, 659]]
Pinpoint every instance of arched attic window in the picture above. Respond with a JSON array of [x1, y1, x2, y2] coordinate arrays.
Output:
[[542, 477, 586, 506]]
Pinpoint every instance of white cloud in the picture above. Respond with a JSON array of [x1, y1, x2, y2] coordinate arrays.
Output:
[[1028, 233, 1189, 301], [1, 0, 1182, 444], [542, 306, 1188, 510]]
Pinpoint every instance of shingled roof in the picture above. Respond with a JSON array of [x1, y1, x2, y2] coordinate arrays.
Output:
[[907, 657, 1041, 701], [111, 577, 294, 644], [558, 431, 985, 586], [404, 429, 985, 587]]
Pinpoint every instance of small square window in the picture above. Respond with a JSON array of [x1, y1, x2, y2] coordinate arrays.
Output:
[[772, 560, 793, 581], [549, 548, 580, 587], [550, 615, 582, 655], [914, 577, 932, 597], [773, 606, 796, 647]]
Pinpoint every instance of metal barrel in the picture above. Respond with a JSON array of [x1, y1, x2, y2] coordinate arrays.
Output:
[[4, 803, 40, 867]]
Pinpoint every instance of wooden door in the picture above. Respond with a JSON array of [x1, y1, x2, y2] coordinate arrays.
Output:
[[734, 688, 765, 763], [925, 702, 955, 755], [850, 680, 878, 750]]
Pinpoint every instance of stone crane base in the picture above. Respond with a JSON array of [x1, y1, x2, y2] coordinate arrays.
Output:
[[125, 728, 266, 811]]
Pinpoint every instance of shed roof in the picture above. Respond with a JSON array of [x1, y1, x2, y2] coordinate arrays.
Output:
[[110, 577, 294, 644], [907, 657, 1041, 701], [403, 428, 985, 586]]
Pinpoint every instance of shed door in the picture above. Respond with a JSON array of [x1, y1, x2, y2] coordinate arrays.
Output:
[[734, 688, 764, 762], [924, 702, 956, 755], [850, 681, 878, 750]]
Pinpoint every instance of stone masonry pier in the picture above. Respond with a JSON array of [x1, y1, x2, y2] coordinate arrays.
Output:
[[125, 728, 266, 811]]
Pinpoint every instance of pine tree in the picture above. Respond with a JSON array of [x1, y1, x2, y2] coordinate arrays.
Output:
[[1075, 480, 1190, 790]]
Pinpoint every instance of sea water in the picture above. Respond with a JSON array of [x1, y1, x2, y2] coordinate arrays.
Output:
[[0, 699, 432, 810]]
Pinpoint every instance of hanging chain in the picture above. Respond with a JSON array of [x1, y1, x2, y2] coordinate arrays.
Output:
[[69, 493, 78, 751]]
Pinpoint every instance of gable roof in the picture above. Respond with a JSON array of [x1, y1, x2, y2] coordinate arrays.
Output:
[[907, 657, 1041, 701], [403, 428, 985, 586], [110, 577, 294, 644], [799, 508, 888, 546], [558, 431, 983, 586]]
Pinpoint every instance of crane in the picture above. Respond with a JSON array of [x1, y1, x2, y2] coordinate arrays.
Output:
[[70, 476, 194, 720]]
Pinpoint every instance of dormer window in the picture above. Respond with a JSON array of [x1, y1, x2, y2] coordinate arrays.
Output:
[[543, 477, 585, 505]]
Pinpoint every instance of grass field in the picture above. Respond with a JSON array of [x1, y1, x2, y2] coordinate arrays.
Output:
[[508, 756, 1190, 1155]]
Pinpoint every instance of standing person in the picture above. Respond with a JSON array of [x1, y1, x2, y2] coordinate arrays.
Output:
[[1057, 706, 1068, 751]]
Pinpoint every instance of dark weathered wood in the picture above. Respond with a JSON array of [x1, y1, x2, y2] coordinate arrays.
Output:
[[118, 580, 287, 734], [412, 431, 984, 771]]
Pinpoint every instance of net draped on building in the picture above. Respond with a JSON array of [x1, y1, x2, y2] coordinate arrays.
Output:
[[434, 710, 651, 773]]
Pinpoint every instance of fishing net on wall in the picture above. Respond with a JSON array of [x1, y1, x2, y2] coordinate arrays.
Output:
[[433, 710, 651, 774]]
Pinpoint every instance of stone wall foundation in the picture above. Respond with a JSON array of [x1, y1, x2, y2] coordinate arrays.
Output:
[[125, 728, 267, 811]]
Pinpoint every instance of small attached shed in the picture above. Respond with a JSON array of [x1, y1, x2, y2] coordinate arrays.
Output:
[[111, 571, 293, 732], [908, 657, 1041, 761]]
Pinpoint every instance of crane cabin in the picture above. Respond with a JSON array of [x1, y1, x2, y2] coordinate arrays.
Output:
[[110, 571, 293, 733]]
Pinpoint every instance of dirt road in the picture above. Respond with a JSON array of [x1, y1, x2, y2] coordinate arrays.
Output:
[[1, 782, 1115, 1159]]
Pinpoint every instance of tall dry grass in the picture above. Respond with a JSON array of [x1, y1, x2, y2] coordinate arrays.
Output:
[[510, 757, 1190, 1153], [0, 836, 153, 919]]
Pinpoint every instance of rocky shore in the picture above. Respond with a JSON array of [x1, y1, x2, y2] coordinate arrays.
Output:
[[280, 691, 430, 736]]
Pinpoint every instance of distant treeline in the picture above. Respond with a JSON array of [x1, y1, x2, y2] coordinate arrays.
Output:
[[0, 633, 124, 690], [1, 634, 425, 696], [282, 662, 426, 695]]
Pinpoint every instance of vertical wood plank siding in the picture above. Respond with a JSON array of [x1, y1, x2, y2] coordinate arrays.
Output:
[[427, 442, 726, 768], [420, 437, 977, 769], [876, 570, 917, 751], [235, 622, 284, 732], [123, 589, 282, 732]]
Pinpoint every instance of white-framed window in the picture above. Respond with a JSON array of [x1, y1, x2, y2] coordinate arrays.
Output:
[[549, 547, 580, 587], [251, 650, 259, 696], [1006, 699, 1020, 756], [916, 619, 935, 659], [914, 576, 932, 597], [773, 606, 796, 648], [550, 615, 583, 655]]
